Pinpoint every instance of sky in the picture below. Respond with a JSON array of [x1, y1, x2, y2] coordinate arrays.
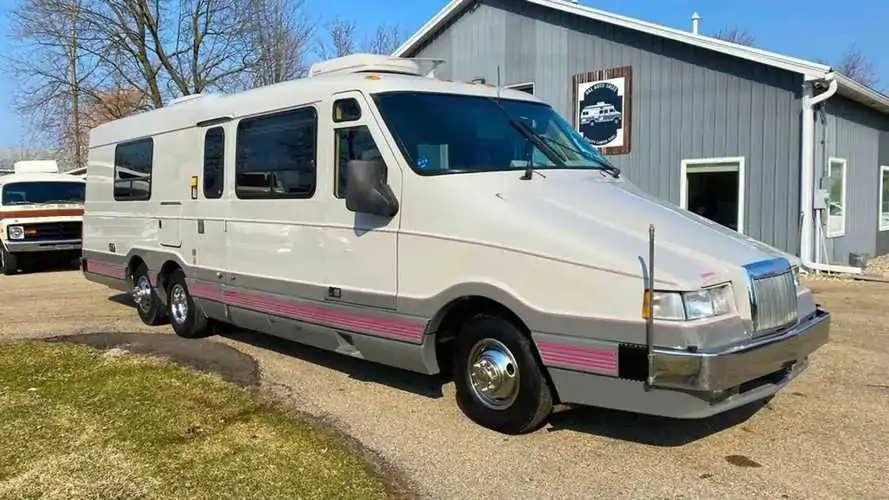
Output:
[[0, 0, 885, 150]]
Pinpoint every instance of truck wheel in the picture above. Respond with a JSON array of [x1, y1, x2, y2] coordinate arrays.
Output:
[[131, 263, 167, 326], [0, 247, 17, 276], [166, 268, 210, 339], [452, 314, 553, 435]]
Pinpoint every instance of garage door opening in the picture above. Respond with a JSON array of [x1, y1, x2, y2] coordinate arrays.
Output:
[[680, 157, 745, 233]]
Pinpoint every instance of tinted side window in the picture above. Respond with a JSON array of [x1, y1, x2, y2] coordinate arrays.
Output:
[[335, 126, 381, 199], [114, 138, 153, 201], [203, 127, 225, 199], [235, 107, 317, 199], [333, 98, 361, 123]]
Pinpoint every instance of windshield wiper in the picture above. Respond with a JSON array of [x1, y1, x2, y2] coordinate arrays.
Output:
[[534, 135, 621, 179], [39, 199, 79, 204], [485, 97, 566, 180]]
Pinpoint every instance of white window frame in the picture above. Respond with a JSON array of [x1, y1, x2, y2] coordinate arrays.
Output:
[[679, 156, 746, 234], [879, 165, 889, 231], [505, 81, 535, 94], [825, 157, 848, 238]]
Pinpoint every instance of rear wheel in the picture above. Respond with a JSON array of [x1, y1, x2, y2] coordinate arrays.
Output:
[[453, 314, 553, 435], [0, 246, 17, 276], [167, 268, 210, 339], [131, 263, 167, 326]]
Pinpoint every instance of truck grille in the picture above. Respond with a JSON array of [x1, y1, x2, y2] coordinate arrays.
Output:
[[20, 221, 82, 242], [749, 269, 798, 335]]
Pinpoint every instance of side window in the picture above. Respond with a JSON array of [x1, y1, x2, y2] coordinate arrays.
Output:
[[335, 126, 382, 199], [235, 107, 317, 199], [114, 138, 153, 201], [333, 98, 361, 123], [203, 127, 225, 199]]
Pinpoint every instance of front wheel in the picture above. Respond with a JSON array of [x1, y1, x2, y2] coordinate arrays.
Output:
[[0, 246, 17, 276], [453, 314, 553, 435]]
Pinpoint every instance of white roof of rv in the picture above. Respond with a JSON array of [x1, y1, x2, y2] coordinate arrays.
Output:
[[89, 63, 544, 148], [308, 54, 425, 78], [13, 160, 59, 174]]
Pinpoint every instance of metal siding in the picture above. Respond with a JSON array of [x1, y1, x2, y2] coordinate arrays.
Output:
[[406, 0, 803, 254], [874, 131, 889, 256], [816, 96, 889, 262]]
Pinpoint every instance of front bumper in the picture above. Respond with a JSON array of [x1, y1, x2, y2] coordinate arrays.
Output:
[[648, 307, 830, 392], [4, 239, 82, 253]]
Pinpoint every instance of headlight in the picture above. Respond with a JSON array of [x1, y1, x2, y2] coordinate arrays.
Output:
[[645, 284, 733, 321], [6, 225, 24, 240]]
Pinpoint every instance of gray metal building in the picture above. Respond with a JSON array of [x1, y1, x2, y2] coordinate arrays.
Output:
[[393, 0, 889, 271]]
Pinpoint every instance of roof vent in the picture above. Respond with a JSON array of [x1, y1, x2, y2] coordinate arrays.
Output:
[[13, 160, 59, 174], [308, 53, 425, 78], [168, 93, 209, 106]]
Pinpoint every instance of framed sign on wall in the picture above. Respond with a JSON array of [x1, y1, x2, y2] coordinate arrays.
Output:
[[572, 66, 632, 155]]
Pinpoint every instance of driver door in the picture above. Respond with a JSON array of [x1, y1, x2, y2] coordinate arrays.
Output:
[[321, 91, 402, 311]]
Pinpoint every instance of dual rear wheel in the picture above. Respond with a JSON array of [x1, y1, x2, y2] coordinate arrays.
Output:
[[131, 264, 209, 338]]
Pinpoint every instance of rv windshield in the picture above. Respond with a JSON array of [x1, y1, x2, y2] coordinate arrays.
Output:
[[1, 181, 85, 206], [371, 91, 615, 175]]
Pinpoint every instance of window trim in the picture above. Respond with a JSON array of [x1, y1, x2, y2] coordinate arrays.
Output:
[[505, 81, 535, 94], [234, 105, 318, 200], [679, 156, 746, 234], [879, 165, 889, 231], [202, 126, 225, 200], [113, 137, 154, 202], [825, 157, 848, 238]]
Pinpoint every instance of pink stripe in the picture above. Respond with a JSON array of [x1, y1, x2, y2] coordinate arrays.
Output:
[[88, 260, 126, 279], [536, 341, 616, 360], [188, 280, 424, 342], [536, 341, 619, 375]]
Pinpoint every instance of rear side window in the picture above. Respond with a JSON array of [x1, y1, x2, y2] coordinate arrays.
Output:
[[203, 127, 225, 199], [235, 107, 317, 199], [114, 138, 153, 201]]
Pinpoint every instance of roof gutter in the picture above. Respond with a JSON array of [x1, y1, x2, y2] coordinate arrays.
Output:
[[799, 72, 862, 275]]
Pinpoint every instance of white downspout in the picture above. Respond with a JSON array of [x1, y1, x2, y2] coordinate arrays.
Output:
[[800, 73, 862, 274]]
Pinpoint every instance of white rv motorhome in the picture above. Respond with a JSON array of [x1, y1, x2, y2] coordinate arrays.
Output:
[[1, 160, 86, 275], [82, 54, 830, 435]]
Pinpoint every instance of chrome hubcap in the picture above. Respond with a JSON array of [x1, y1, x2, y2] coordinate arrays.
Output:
[[170, 284, 189, 325], [467, 338, 520, 410], [132, 275, 152, 312]]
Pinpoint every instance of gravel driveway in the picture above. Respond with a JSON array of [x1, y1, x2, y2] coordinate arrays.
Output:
[[2, 270, 887, 499]]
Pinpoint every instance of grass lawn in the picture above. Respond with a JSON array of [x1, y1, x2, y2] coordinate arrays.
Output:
[[0, 341, 391, 499]]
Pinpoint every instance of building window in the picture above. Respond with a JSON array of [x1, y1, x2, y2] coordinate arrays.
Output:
[[880, 165, 889, 231], [235, 106, 317, 199], [825, 157, 847, 238], [506, 82, 534, 95], [679, 157, 745, 233], [203, 127, 225, 199], [113, 138, 153, 201], [335, 126, 382, 199]]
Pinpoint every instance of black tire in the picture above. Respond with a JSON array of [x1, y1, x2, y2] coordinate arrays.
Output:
[[131, 262, 168, 326], [0, 246, 17, 276], [452, 314, 553, 435], [167, 268, 211, 339]]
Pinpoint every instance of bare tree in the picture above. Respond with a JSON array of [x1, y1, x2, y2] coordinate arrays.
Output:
[[712, 27, 755, 47], [241, 0, 316, 86], [362, 24, 404, 55], [835, 43, 879, 88], [315, 17, 357, 59]]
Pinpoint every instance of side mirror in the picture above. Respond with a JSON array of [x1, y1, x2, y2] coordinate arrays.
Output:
[[345, 158, 399, 217]]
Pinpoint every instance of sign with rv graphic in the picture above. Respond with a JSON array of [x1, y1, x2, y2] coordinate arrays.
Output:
[[572, 67, 632, 155]]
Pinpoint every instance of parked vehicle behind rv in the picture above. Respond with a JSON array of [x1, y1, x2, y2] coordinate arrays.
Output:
[[81, 54, 830, 435], [1, 160, 85, 275]]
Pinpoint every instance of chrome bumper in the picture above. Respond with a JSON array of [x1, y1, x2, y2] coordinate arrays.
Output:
[[649, 308, 830, 392], [4, 239, 81, 253]]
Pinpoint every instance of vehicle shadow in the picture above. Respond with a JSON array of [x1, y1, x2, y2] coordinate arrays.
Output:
[[545, 398, 769, 447]]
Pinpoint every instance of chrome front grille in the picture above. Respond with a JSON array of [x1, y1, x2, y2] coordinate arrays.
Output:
[[744, 258, 799, 336]]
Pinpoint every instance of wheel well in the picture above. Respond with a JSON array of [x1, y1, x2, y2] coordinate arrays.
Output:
[[125, 256, 146, 282]]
